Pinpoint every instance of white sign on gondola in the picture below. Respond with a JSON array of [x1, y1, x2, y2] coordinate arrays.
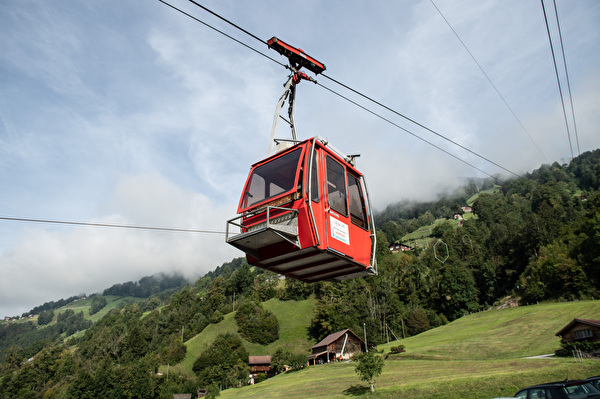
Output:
[[330, 216, 350, 245]]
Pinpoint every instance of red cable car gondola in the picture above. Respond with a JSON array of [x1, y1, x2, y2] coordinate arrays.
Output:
[[226, 38, 377, 282]]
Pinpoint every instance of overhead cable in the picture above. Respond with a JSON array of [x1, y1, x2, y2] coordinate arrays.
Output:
[[429, 0, 548, 163], [319, 72, 519, 179], [0, 216, 226, 235], [540, 0, 574, 160], [552, 0, 580, 156], [159, 0, 284, 68], [187, 0, 266, 45], [160, 0, 520, 179], [316, 82, 503, 183]]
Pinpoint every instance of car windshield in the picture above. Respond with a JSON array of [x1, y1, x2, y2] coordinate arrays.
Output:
[[242, 148, 302, 209], [562, 382, 600, 398]]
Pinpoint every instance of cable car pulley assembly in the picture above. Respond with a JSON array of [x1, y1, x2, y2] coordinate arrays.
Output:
[[266, 37, 325, 155]]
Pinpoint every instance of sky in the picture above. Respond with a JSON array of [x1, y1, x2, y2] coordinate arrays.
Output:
[[1, 0, 599, 317]]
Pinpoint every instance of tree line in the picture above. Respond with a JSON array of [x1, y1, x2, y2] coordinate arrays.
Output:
[[102, 273, 188, 298]]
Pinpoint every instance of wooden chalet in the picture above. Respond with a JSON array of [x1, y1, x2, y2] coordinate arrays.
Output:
[[389, 242, 414, 253], [248, 355, 275, 378], [556, 318, 600, 344], [308, 328, 365, 365]]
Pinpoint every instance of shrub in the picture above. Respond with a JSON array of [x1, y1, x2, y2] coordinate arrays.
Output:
[[271, 347, 307, 373], [559, 341, 600, 356], [192, 333, 249, 389], [89, 296, 107, 315], [37, 310, 54, 326], [235, 301, 279, 344], [254, 373, 267, 383]]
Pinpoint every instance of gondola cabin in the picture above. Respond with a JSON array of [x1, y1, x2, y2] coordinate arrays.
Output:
[[226, 137, 376, 282]]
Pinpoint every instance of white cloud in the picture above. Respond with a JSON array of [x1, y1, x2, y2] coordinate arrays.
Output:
[[0, 172, 241, 316]]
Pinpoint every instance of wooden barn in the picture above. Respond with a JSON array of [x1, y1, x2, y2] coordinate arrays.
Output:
[[556, 318, 600, 344], [248, 355, 275, 379], [308, 328, 365, 365]]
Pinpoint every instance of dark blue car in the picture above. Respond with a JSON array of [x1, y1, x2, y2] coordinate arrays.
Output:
[[514, 380, 600, 399], [586, 376, 600, 391]]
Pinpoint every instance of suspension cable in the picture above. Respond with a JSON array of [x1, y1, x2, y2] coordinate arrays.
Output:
[[540, 0, 574, 160], [552, 0, 580, 156], [429, 0, 548, 163], [0, 216, 226, 235], [316, 82, 504, 183], [159, 0, 521, 179]]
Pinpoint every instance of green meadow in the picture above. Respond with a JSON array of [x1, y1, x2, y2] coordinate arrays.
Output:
[[165, 297, 317, 378], [211, 300, 600, 398]]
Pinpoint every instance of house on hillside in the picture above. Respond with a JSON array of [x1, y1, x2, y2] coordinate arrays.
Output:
[[248, 355, 275, 381], [308, 329, 365, 365], [389, 242, 414, 253], [556, 318, 600, 344]]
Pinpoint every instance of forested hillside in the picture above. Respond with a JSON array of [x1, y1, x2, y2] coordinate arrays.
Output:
[[0, 149, 598, 398], [376, 148, 600, 309]]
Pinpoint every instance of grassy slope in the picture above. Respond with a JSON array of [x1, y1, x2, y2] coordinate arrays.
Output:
[[60, 295, 142, 323], [3, 296, 139, 327], [167, 297, 317, 377], [401, 216, 478, 249], [466, 185, 501, 206], [219, 300, 600, 399]]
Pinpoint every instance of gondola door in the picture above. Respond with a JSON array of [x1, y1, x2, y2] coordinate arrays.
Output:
[[321, 151, 372, 266], [324, 155, 354, 259]]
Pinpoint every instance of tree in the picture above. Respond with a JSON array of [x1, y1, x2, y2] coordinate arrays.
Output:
[[227, 261, 254, 297], [278, 278, 312, 300], [144, 296, 161, 311], [192, 333, 249, 388], [57, 310, 92, 336], [405, 306, 430, 336], [519, 243, 588, 303], [89, 296, 107, 315], [271, 347, 307, 373], [432, 263, 479, 320], [37, 310, 54, 326], [354, 351, 384, 393], [235, 301, 279, 344]]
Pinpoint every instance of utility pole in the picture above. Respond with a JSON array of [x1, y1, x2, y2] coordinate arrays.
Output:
[[363, 323, 368, 352], [401, 319, 406, 339]]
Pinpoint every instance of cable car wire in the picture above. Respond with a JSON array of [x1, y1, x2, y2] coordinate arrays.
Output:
[[186, 0, 266, 46], [0, 216, 226, 235], [315, 82, 504, 183], [552, 0, 581, 156], [318, 72, 519, 179], [428, 0, 548, 163], [158, 0, 284, 68], [160, 0, 522, 179], [540, 0, 574, 160]]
